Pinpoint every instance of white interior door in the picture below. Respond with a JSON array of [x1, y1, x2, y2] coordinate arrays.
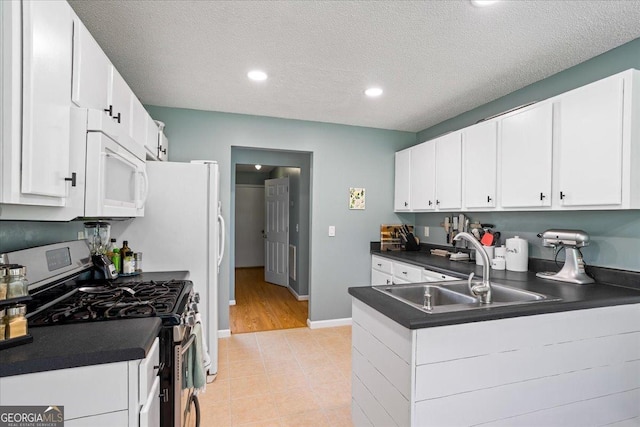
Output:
[[264, 177, 289, 286]]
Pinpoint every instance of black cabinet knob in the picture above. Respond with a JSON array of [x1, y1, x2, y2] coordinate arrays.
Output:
[[104, 105, 113, 117], [560, 191, 566, 200], [540, 192, 546, 201], [487, 195, 492, 203], [113, 112, 121, 124], [64, 172, 77, 187]]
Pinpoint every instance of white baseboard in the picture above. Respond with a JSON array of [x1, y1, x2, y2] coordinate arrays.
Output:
[[218, 329, 231, 338], [287, 286, 309, 301], [307, 317, 352, 329], [229, 300, 236, 306]]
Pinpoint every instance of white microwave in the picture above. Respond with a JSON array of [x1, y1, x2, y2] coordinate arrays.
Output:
[[84, 109, 147, 218], [0, 108, 147, 220]]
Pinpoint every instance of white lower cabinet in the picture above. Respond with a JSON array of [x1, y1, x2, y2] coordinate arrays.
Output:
[[371, 255, 460, 285], [0, 338, 159, 426], [352, 299, 640, 426]]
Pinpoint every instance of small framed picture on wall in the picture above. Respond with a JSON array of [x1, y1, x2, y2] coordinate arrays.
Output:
[[349, 188, 365, 210]]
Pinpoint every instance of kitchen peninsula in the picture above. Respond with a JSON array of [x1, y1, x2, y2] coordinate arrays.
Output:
[[349, 250, 640, 426]]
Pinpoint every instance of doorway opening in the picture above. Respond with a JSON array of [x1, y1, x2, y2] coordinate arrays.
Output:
[[230, 148, 312, 334]]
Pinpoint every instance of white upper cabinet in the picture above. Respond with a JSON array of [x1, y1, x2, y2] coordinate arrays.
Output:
[[435, 132, 462, 210], [555, 75, 624, 207], [499, 102, 553, 208], [395, 70, 639, 213], [463, 121, 497, 209], [394, 148, 412, 211], [71, 18, 110, 111], [130, 95, 149, 149], [108, 67, 133, 139], [410, 141, 436, 210], [145, 116, 160, 159], [20, 0, 73, 201]]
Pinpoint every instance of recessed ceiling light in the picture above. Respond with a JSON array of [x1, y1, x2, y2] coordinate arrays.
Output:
[[471, 0, 499, 6], [254, 164, 262, 170], [247, 70, 268, 81], [365, 87, 383, 97]]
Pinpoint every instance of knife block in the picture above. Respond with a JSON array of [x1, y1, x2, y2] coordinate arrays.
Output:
[[403, 233, 421, 251]]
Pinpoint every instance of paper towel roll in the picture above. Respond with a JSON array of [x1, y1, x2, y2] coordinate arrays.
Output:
[[505, 236, 528, 272]]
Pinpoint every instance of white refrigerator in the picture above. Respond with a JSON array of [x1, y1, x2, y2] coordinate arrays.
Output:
[[120, 160, 225, 377]]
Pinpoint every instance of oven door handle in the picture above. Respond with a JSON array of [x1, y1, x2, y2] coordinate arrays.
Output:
[[180, 333, 197, 356]]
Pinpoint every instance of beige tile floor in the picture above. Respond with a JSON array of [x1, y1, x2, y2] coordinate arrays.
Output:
[[198, 326, 354, 427]]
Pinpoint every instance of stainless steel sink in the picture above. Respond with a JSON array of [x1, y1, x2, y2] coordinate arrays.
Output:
[[373, 280, 560, 314]]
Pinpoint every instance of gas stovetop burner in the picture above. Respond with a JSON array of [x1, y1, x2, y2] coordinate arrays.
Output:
[[28, 279, 190, 326]]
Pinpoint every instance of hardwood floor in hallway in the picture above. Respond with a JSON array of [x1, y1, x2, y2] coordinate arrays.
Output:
[[231, 267, 308, 334]]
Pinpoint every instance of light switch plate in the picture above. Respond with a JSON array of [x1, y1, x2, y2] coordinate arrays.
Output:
[[424, 226, 429, 237], [328, 226, 336, 237]]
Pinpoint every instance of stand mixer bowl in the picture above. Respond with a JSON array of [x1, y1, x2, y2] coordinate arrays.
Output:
[[84, 221, 111, 255]]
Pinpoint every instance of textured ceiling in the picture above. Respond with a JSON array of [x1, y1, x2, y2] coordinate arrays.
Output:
[[68, 0, 640, 132]]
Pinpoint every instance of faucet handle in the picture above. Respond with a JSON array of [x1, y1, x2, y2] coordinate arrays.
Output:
[[467, 272, 475, 294]]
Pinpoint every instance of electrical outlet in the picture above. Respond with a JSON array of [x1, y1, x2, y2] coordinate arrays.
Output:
[[328, 226, 336, 237], [423, 226, 430, 237], [77, 231, 85, 240]]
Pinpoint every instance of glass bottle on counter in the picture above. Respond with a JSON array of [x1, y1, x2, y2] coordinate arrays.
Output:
[[0, 267, 7, 300], [121, 241, 135, 274], [7, 266, 28, 299], [111, 247, 121, 274], [6, 304, 28, 339], [120, 241, 131, 274]]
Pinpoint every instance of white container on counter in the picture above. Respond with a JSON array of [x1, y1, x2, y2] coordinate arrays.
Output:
[[505, 236, 528, 272], [475, 245, 495, 266]]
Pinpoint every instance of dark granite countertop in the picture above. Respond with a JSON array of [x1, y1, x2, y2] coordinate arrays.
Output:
[[349, 250, 640, 329], [0, 271, 189, 378]]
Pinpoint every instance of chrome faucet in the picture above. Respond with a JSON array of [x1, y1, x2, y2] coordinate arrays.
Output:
[[453, 232, 492, 304]]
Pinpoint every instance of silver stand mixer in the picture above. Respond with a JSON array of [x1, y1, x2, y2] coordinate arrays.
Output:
[[536, 229, 594, 284]]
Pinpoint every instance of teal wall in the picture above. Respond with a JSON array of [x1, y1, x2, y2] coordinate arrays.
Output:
[[145, 107, 416, 328], [414, 38, 640, 272]]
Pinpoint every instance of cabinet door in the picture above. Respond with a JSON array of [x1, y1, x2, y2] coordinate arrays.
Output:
[[21, 0, 73, 199], [394, 148, 411, 211], [435, 132, 462, 210], [130, 95, 148, 148], [500, 103, 553, 207], [108, 66, 133, 137], [463, 121, 497, 208], [371, 269, 393, 286], [556, 76, 624, 207], [146, 115, 159, 158], [71, 18, 110, 111], [410, 141, 436, 210]]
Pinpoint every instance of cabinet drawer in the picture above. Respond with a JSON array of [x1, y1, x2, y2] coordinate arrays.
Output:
[[371, 255, 393, 274], [139, 337, 160, 405], [393, 262, 422, 282], [423, 269, 459, 282]]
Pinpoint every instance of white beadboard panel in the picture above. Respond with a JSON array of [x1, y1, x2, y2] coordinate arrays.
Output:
[[415, 331, 640, 400], [606, 417, 640, 427], [352, 298, 412, 363], [352, 372, 399, 427], [415, 361, 640, 426], [352, 322, 411, 399], [416, 304, 640, 365], [353, 347, 411, 426], [480, 389, 640, 427], [352, 398, 374, 427]]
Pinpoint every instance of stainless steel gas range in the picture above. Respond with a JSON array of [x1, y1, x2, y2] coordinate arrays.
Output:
[[4, 240, 202, 427]]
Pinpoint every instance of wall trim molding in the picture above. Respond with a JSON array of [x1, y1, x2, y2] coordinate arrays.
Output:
[[229, 300, 236, 306], [287, 286, 309, 301], [218, 329, 231, 338], [307, 317, 352, 329]]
